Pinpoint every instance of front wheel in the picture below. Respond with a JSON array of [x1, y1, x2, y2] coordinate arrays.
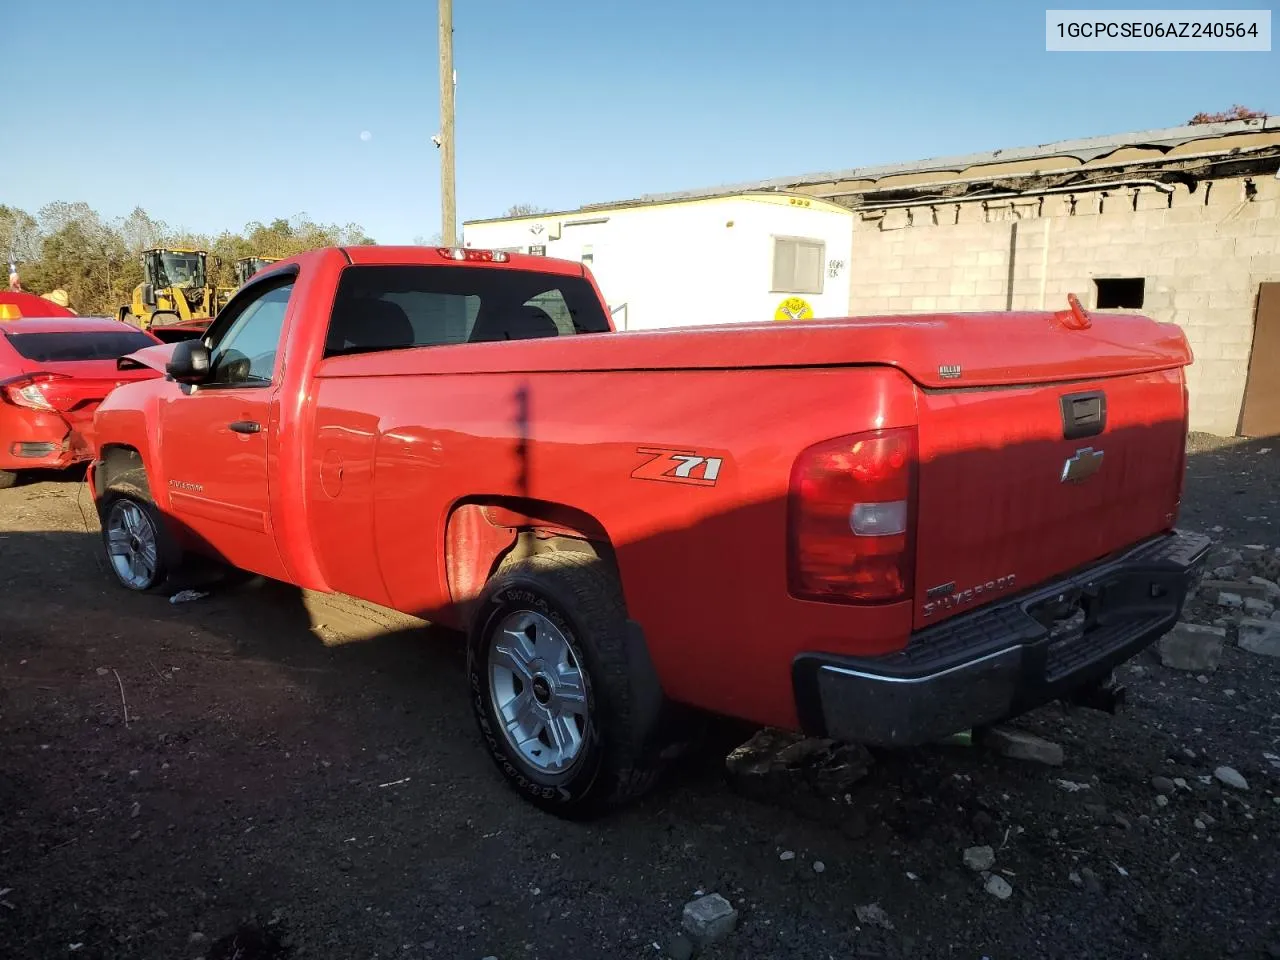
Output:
[[99, 490, 176, 592], [0, 469, 18, 490], [467, 551, 664, 818]]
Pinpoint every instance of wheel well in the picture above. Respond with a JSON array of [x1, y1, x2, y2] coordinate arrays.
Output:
[[445, 498, 619, 615], [95, 445, 150, 498]]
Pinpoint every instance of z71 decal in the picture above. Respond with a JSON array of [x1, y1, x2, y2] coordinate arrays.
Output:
[[631, 447, 726, 487]]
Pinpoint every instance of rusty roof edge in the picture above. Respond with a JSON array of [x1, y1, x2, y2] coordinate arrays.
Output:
[[617, 116, 1279, 206]]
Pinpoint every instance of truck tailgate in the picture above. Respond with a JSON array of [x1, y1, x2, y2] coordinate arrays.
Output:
[[913, 367, 1187, 628]]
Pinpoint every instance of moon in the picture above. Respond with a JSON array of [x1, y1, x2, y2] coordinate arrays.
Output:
[[359, 130, 372, 142]]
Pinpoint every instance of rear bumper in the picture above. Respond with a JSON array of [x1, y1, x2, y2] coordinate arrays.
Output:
[[0, 408, 82, 472], [792, 529, 1211, 747]]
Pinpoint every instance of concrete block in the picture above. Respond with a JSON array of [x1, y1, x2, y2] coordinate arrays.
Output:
[[1238, 619, 1280, 658], [910, 296, 938, 310], [983, 726, 1064, 766], [682, 894, 739, 944], [1159, 622, 1226, 672], [1245, 597, 1277, 618], [974, 279, 1005, 296], [1236, 236, 1277, 259], [1135, 190, 1172, 211], [1206, 179, 1248, 206]]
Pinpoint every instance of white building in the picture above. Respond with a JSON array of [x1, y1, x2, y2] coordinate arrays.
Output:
[[463, 192, 854, 332]]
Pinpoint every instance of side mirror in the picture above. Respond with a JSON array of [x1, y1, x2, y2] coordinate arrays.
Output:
[[141, 282, 156, 306], [165, 339, 212, 385]]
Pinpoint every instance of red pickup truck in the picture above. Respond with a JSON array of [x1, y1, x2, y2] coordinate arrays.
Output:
[[89, 245, 1209, 817]]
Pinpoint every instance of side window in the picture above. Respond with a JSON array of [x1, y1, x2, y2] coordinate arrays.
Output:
[[208, 281, 295, 386]]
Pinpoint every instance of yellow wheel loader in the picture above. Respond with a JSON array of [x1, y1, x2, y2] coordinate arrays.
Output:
[[234, 256, 281, 287], [120, 247, 227, 332]]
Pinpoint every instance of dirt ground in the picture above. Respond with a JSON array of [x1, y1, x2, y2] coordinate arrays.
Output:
[[2, 434, 1278, 960]]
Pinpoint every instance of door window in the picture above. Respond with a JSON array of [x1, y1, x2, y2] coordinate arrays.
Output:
[[208, 280, 295, 386]]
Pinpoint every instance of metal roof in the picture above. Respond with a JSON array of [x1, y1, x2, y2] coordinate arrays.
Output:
[[464, 116, 1278, 226], [601, 116, 1280, 206]]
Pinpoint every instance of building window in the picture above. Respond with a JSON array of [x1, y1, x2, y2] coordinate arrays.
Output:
[[772, 237, 825, 295], [1094, 278, 1145, 309]]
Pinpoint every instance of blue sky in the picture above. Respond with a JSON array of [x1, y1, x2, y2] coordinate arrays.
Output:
[[6, 0, 1275, 243]]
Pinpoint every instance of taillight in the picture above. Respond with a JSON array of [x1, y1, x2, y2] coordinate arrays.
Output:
[[0, 373, 72, 411], [787, 426, 918, 604], [437, 247, 510, 263]]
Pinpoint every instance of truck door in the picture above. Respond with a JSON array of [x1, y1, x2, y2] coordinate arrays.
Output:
[[158, 274, 295, 581]]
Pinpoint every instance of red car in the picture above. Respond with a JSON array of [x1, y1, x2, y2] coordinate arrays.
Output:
[[0, 317, 162, 489]]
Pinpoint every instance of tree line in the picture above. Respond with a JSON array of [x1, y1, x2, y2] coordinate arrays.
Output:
[[1, 202, 375, 316]]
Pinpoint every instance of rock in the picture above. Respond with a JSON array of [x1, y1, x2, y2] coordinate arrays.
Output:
[[1239, 619, 1280, 657], [1211, 565, 1238, 580], [95, 667, 109, 676], [682, 893, 738, 945], [1173, 777, 1189, 790], [1248, 576, 1280, 600], [1080, 866, 1103, 894], [854, 903, 894, 930], [778, 850, 795, 861], [1151, 776, 1176, 796], [1200, 579, 1276, 603], [1069, 870, 1083, 888], [725, 728, 872, 801], [983, 726, 1064, 766], [1155, 795, 1170, 808], [963, 846, 996, 872], [1271, 611, 1280, 623], [812, 861, 825, 874], [1244, 597, 1277, 617], [984, 875, 1013, 900], [1218, 592, 1244, 609], [1214, 766, 1249, 790], [1158, 623, 1227, 672], [775, 737, 833, 766], [666, 934, 695, 960], [188, 933, 206, 945]]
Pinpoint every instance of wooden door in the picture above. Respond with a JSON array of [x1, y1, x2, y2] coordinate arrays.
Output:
[[1240, 282, 1280, 438]]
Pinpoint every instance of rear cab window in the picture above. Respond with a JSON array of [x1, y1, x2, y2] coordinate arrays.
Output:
[[3, 330, 156, 362], [323, 265, 610, 358]]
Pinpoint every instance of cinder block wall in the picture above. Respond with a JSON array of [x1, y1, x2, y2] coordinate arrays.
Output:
[[846, 175, 1280, 436]]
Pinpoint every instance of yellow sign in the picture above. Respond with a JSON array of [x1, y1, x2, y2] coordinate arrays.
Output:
[[774, 297, 814, 321]]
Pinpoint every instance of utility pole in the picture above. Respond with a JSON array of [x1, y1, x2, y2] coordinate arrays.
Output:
[[438, 0, 457, 246]]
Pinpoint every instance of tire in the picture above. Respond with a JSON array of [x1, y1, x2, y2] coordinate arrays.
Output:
[[467, 551, 664, 818], [98, 484, 180, 593], [0, 469, 18, 490]]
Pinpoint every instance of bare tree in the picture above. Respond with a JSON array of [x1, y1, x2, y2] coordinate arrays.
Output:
[[1188, 105, 1267, 124], [503, 203, 551, 218]]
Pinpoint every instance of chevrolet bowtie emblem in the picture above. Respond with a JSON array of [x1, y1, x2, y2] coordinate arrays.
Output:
[[1061, 446, 1104, 484]]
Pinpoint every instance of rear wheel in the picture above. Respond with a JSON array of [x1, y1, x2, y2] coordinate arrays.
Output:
[[0, 469, 19, 490], [99, 487, 178, 592], [467, 551, 664, 818]]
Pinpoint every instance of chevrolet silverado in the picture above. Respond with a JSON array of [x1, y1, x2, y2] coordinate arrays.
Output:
[[89, 245, 1209, 817]]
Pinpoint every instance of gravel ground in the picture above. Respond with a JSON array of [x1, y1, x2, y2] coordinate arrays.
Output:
[[1, 434, 1278, 960]]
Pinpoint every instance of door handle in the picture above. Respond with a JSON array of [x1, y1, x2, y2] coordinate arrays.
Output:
[[228, 420, 261, 435]]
